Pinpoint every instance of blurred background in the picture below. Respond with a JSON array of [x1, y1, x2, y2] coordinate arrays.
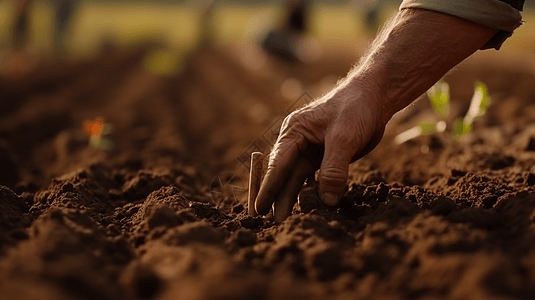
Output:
[[0, 0, 398, 74], [1, 0, 534, 76], [0, 0, 534, 191]]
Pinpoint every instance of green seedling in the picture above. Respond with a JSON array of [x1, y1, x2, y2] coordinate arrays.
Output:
[[394, 121, 447, 145], [395, 80, 490, 144], [452, 81, 491, 139], [84, 118, 114, 150], [428, 80, 450, 118]]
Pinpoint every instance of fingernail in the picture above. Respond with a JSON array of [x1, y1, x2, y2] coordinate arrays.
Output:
[[322, 193, 339, 206]]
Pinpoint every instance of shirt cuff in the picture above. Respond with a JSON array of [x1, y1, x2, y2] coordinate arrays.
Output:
[[399, 0, 523, 49]]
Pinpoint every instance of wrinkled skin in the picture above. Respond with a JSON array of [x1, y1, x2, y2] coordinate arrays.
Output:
[[254, 8, 499, 222], [255, 86, 385, 222], [256, 83, 384, 221]]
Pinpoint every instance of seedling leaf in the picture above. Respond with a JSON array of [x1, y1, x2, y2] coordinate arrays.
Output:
[[396, 81, 491, 144], [420, 121, 446, 135], [452, 118, 472, 139], [395, 121, 446, 144], [427, 81, 450, 118], [463, 81, 491, 126]]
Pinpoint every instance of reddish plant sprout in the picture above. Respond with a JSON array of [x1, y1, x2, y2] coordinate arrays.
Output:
[[83, 118, 113, 150]]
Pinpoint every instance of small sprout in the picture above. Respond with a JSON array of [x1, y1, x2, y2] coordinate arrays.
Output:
[[84, 118, 104, 136], [452, 118, 472, 137], [395, 80, 491, 144], [452, 81, 491, 139], [420, 121, 447, 135], [83, 118, 114, 150], [463, 81, 491, 126], [395, 121, 446, 145], [427, 80, 450, 118], [395, 80, 450, 144]]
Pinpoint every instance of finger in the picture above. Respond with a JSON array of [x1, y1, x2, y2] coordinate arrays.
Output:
[[352, 124, 385, 161], [318, 131, 353, 206], [273, 157, 315, 223], [255, 131, 307, 215]]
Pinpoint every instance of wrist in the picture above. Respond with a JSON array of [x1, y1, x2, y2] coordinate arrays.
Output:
[[336, 74, 389, 128], [334, 67, 390, 126], [341, 8, 497, 127]]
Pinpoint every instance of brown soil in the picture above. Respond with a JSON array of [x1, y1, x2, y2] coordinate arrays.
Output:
[[1, 45, 535, 300]]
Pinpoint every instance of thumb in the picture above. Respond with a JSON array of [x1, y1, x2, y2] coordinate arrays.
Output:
[[318, 132, 352, 206]]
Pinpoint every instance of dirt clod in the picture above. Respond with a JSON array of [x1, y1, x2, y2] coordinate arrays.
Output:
[[2, 47, 535, 300]]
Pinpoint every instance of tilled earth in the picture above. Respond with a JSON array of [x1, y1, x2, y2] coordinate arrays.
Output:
[[1, 45, 535, 300]]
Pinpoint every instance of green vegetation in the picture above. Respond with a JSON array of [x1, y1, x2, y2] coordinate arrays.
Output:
[[427, 80, 449, 118], [452, 81, 491, 138], [395, 80, 491, 145]]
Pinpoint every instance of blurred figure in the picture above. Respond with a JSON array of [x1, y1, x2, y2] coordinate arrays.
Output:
[[284, 0, 309, 34], [54, 0, 80, 52], [260, 0, 311, 61], [12, 0, 31, 49], [348, 0, 388, 36], [261, 0, 387, 61], [363, 1, 381, 35], [197, 0, 217, 47], [3, 0, 79, 78], [12, 0, 80, 52], [2, 0, 34, 79]]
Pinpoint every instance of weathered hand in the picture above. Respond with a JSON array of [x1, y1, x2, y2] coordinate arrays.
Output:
[[254, 85, 386, 222], [254, 7, 498, 222]]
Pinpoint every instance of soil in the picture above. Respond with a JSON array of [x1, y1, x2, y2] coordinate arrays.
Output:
[[1, 45, 535, 300]]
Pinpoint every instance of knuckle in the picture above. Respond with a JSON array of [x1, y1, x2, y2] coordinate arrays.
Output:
[[320, 167, 347, 187], [283, 109, 325, 144], [269, 143, 284, 160], [279, 113, 307, 144], [283, 111, 305, 129]]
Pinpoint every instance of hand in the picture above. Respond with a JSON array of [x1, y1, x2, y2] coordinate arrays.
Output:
[[254, 84, 386, 222], [254, 7, 498, 222]]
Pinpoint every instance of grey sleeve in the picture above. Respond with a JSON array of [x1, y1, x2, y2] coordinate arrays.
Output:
[[399, 0, 524, 49]]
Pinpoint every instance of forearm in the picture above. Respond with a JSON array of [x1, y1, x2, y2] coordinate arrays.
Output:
[[344, 8, 497, 125]]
